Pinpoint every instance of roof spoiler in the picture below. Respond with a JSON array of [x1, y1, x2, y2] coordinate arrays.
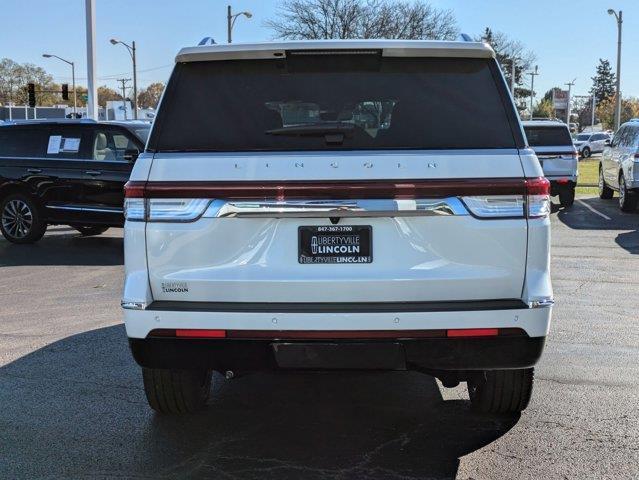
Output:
[[458, 33, 473, 42]]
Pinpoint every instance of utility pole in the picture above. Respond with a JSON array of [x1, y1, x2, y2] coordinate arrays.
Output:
[[565, 78, 576, 126], [607, 9, 623, 130], [85, 0, 97, 119], [116, 78, 131, 120], [528, 65, 539, 120]]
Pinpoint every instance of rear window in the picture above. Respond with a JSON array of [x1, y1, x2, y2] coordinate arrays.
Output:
[[0, 127, 48, 157], [524, 126, 573, 147], [149, 56, 520, 152]]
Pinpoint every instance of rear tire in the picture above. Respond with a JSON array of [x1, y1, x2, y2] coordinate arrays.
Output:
[[618, 175, 638, 212], [467, 368, 534, 414], [142, 368, 212, 414], [582, 146, 591, 158], [598, 167, 613, 199], [72, 225, 109, 236], [0, 193, 47, 244], [559, 186, 575, 207]]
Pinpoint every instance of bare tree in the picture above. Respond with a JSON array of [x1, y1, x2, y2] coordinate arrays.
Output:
[[477, 28, 536, 108], [266, 0, 458, 40]]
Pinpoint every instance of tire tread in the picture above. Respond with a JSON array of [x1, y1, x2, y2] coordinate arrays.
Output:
[[468, 368, 534, 414]]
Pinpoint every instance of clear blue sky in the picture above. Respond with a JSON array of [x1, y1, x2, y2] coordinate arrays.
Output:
[[1, 0, 638, 101]]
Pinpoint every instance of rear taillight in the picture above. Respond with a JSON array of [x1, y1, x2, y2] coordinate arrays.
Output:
[[124, 182, 210, 222], [462, 177, 549, 219], [525, 176, 550, 219], [125, 178, 550, 221], [461, 195, 525, 218]]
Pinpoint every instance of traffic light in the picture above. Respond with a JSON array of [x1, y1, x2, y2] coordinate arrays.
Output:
[[61, 83, 69, 101], [27, 83, 36, 107]]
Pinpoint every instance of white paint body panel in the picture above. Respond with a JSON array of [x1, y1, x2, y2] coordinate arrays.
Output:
[[125, 306, 551, 339], [175, 39, 494, 63]]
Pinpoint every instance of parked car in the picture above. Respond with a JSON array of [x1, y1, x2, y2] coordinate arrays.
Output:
[[573, 131, 611, 158], [522, 120, 578, 207], [123, 39, 552, 415], [0, 119, 149, 243], [599, 120, 639, 211]]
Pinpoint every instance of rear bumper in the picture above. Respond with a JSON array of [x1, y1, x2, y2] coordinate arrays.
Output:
[[129, 335, 545, 372]]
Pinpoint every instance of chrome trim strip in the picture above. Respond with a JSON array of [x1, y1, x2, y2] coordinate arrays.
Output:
[[0, 156, 130, 164], [121, 300, 146, 310], [202, 197, 469, 218], [46, 205, 123, 213], [528, 298, 554, 308]]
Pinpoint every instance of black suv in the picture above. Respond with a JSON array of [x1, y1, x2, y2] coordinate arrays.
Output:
[[0, 120, 149, 243]]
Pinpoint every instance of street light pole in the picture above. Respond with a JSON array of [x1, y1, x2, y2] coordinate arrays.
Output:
[[42, 54, 77, 116], [226, 5, 253, 44], [85, 0, 97, 120], [608, 9, 623, 130], [110, 38, 138, 119]]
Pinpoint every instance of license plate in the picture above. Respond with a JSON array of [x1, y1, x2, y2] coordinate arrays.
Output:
[[298, 225, 372, 264]]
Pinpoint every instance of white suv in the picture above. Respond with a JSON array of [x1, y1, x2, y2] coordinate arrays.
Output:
[[122, 40, 553, 415], [599, 120, 639, 211], [574, 131, 611, 158], [522, 120, 578, 207]]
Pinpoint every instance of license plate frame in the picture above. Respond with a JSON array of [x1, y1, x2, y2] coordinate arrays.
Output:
[[298, 225, 372, 264]]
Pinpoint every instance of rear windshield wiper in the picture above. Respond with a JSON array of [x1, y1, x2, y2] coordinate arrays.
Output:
[[266, 122, 355, 144]]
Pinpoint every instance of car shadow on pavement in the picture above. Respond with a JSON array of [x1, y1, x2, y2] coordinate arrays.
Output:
[[0, 325, 519, 480], [554, 197, 639, 255], [0, 229, 123, 267]]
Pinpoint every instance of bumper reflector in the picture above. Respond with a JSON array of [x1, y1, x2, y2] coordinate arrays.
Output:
[[175, 329, 226, 338], [446, 328, 499, 337]]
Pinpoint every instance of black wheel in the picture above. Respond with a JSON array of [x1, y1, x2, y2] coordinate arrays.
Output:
[[467, 368, 534, 414], [598, 166, 613, 199], [0, 193, 47, 244], [618, 175, 638, 212], [582, 146, 591, 158], [71, 225, 109, 236], [142, 368, 212, 414], [559, 186, 575, 207]]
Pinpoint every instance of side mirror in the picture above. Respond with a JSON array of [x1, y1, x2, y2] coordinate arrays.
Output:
[[124, 148, 139, 163], [605, 139, 611, 146]]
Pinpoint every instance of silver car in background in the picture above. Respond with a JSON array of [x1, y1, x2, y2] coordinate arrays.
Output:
[[573, 131, 611, 158], [523, 120, 578, 207], [599, 120, 639, 212]]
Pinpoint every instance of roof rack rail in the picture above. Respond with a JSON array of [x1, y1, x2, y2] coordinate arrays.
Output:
[[458, 33, 473, 42]]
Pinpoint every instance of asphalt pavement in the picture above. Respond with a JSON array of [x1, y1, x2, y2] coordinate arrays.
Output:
[[0, 196, 637, 479]]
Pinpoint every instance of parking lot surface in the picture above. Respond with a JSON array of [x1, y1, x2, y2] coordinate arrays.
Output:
[[0, 197, 637, 479]]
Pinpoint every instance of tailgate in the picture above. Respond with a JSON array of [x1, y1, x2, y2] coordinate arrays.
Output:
[[143, 152, 528, 304]]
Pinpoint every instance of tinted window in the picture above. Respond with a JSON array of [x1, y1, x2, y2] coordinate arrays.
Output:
[[0, 127, 48, 157], [524, 126, 573, 146], [150, 57, 519, 152], [129, 126, 150, 143], [45, 126, 90, 159], [93, 128, 138, 162], [611, 127, 625, 147], [624, 126, 639, 147], [576, 134, 591, 141]]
